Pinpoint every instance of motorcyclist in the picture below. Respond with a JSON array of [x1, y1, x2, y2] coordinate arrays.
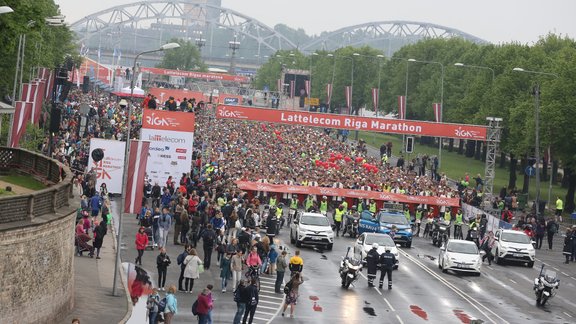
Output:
[[365, 243, 380, 287], [453, 209, 464, 239], [466, 215, 480, 242], [304, 194, 315, 212], [343, 205, 360, 236], [276, 203, 284, 230], [378, 247, 396, 289]]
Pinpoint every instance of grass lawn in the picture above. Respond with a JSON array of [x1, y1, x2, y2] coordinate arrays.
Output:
[[358, 132, 568, 207], [0, 173, 46, 191], [0, 188, 15, 196]]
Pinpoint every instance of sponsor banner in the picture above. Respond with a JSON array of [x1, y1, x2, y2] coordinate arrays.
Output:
[[433, 103, 442, 122], [88, 138, 126, 194], [147, 88, 242, 106], [398, 95, 406, 120], [236, 181, 460, 207], [304, 97, 320, 106], [142, 109, 195, 132], [223, 97, 239, 105], [124, 140, 151, 214], [216, 105, 487, 140], [140, 67, 250, 83], [10, 101, 32, 148]]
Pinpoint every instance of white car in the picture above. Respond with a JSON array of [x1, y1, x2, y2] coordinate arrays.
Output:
[[493, 229, 535, 267], [438, 239, 481, 275], [290, 212, 334, 250], [353, 232, 399, 268]]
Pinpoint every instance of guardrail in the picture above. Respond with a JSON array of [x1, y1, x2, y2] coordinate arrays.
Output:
[[0, 147, 72, 224]]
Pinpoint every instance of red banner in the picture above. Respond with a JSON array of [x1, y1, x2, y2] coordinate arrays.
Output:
[[304, 80, 310, 97], [398, 95, 406, 120], [345, 86, 352, 109], [326, 83, 333, 105], [32, 80, 46, 125], [372, 88, 379, 112], [124, 140, 151, 214], [142, 109, 196, 131], [10, 101, 32, 148], [140, 67, 250, 83], [216, 105, 487, 140], [235, 181, 460, 207], [433, 103, 442, 123]]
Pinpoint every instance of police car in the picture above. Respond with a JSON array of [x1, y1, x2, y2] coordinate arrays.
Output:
[[358, 204, 413, 248]]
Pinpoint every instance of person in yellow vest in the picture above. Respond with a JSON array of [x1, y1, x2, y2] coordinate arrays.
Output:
[[333, 205, 345, 237], [403, 206, 411, 221], [269, 195, 278, 207], [555, 196, 563, 222], [319, 196, 329, 216], [341, 200, 348, 213], [443, 208, 452, 238], [305, 195, 315, 212], [289, 195, 299, 210], [415, 208, 423, 237], [454, 209, 464, 239], [276, 203, 284, 230], [369, 199, 377, 213]]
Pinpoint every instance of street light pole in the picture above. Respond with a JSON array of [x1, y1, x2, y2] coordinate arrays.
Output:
[[454, 63, 495, 82], [375, 54, 385, 117], [328, 53, 335, 111], [228, 35, 240, 75], [308, 52, 318, 108], [112, 42, 180, 296], [512, 67, 558, 219]]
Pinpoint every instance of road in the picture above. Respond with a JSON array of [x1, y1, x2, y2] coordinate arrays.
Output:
[[114, 200, 576, 324]]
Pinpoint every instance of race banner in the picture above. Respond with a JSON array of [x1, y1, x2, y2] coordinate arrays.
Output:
[[124, 140, 151, 214], [9, 101, 32, 148], [304, 80, 310, 97], [326, 83, 333, 105], [372, 88, 379, 112], [88, 138, 126, 194], [140, 67, 251, 83], [433, 103, 442, 122], [345, 86, 352, 109], [141, 109, 195, 185], [398, 95, 406, 119], [235, 181, 460, 207], [290, 80, 295, 98], [215, 105, 487, 140], [32, 80, 46, 125]]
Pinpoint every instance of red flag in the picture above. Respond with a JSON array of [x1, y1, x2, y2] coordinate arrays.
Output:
[[433, 103, 442, 122], [124, 140, 151, 214], [304, 80, 310, 97], [277, 78, 282, 92], [345, 86, 352, 109], [372, 88, 379, 111], [10, 101, 32, 148], [32, 80, 46, 125], [398, 95, 406, 119], [290, 80, 295, 98], [326, 83, 333, 105], [45, 70, 54, 100], [20, 83, 32, 102]]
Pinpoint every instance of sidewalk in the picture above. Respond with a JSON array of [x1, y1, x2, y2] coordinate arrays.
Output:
[[62, 188, 130, 324]]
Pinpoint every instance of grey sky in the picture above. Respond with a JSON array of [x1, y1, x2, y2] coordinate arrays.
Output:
[[55, 0, 575, 44]]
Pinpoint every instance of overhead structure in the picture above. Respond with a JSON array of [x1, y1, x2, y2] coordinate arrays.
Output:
[[301, 20, 488, 55]]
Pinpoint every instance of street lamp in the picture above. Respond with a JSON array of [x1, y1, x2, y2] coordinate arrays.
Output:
[[407, 58, 444, 167], [328, 53, 335, 111], [111, 42, 180, 296], [228, 36, 240, 75], [308, 52, 318, 107], [454, 63, 495, 82], [0, 6, 13, 14], [375, 54, 385, 117], [512, 67, 559, 219], [195, 38, 206, 51]]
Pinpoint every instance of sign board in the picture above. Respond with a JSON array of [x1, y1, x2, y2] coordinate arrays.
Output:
[[88, 138, 126, 194], [525, 166, 535, 177], [223, 97, 239, 105], [406, 136, 414, 153], [304, 97, 320, 106], [141, 109, 195, 186]]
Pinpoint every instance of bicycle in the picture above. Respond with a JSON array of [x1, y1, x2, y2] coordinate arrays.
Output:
[[245, 265, 261, 292]]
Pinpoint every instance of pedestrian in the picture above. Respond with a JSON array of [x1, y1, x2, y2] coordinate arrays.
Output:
[[562, 229, 573, 264], [555, 196, 563, 222], [534, 219, 546, 249], [546, 218, 558, 249], [233, 280, 248, 324], [242, 278, 259, 324], [288, 250, 303, 276], [201, 224, 216, 270], [479, 231, 496, 265], [275, 250, 288, 293], [176, 245, 189, 292], [180, 209, 190, 245], [146, 288, 160, 324], [378, 247, 396, 289], [164, 285, 178, 324], [365, 243, 380, 287], [231, 250, 244, 290], [158, 207, 172, 249], [268, 245, 278, 274], [220, 253, 232, 293], [216, 229, 227, 266], [183, 248, 203, 293], [156, 248, 171, 291], [281, 272, 303, 318], [571, 226, 576, 262], [266, 210, 278, 243], [173, 199, 184, 246], [93, 220, 107, 259], [196, 287, 213, 324], [135, 226, 149, 266]]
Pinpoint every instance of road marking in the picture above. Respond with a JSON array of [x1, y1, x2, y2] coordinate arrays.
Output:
[[487, 266, 494, 270], [396, 314, 405, 324], [255, 316, 270, 321], [258, 305, 278, 310], [571, 277, 576, 281], [259, 294, 284, 300], [508, 279, 517, 284], [256, 310, 277, 316], [552, 267, 559, 271], [259, 299, 280, 305], [564, 312, 573, 318], [561, 272, 569, 276], [384, 298, 396, 312], [374, 287, 383, 295]]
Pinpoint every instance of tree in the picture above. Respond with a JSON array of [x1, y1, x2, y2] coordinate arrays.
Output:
[[156, 38, 207, 72]]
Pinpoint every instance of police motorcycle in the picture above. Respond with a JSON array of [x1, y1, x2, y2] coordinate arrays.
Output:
[[533, 265, 560, 306], [343, 206, 360, 238], [339, 246, 363, 289], [431, 218, 450, 247]]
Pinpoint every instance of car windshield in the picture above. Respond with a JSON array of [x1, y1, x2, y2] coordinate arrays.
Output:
[[501, 232, 531, 244], [300, 216, 330, 226], [447, 242, 478, 254], [365, 235, 395, 247], [379, 213, 409, 225]]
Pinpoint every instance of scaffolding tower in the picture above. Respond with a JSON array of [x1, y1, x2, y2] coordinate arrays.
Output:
[[483, 117, 503, 206]]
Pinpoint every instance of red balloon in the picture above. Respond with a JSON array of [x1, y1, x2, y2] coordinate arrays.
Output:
[[315, 160, 321, 166], [274, 130, 281, 135], [323, 163, 329, 169], [329, 157, 336, 162], [336, 153, 343, 160], [344, 156, 352, 163], [355, 157, 364, 163], [330, 152, 335, 158], [372, 167, 379, 173], [277, 135, 283, 141]]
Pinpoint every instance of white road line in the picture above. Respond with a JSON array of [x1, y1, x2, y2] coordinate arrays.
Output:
[[255, 316, 270, 321], [256, 310, 277, 316], [486, 266, 494, 270], [259, 300, 280, 305], [561, 272, 569, 276], [259, 295, 285, 300], [396, 314, 405, 324], [258, 305, 278, 310], [552, 267, 559, 271], [571, 277, 576, 281], [509, 279, 517, 284], [384, 298, 396, 312], [373, 287, 383, 295], [563, 312, 573, 318]]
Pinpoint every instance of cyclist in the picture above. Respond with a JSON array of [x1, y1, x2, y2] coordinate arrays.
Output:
[[245, 246, 262, 279]]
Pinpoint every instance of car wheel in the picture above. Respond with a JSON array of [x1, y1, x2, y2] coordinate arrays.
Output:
[[441, 260, 448, 273], [495, 249, 502, 265], [527, 261, 534, 268], [290, 230, 295, 244], [406, 242, 412, 248], [326, 244, 333, 251]]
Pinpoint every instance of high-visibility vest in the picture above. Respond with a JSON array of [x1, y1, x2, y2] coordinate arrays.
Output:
[[556, 198, 563, 210], [290, 199, 298, 209], [269, 197, 277, 207], [334, 209, 344, 222], [444, 211, 451, 222], [341, 201, 348, 212], [369, 203, 377, 213], [276, 207, 283, 218], [404, 210, 411, 220], [320, 201, 328, 212], [455, 213, 463, 225], [415, 210, 423, 220], [305, 198, 314, 210]]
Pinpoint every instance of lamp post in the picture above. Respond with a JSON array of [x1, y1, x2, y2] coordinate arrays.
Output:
[[375, 54, 385, 117], [512, 67, 558, 219], [308, 52, 318, 108], [228, 36, 240, 75], [112, 42, 180, 296], [328, 53, 335, 111], [195, 38, 206, 52], [407, 58, 444, 167], [454, 63, 495, 82]]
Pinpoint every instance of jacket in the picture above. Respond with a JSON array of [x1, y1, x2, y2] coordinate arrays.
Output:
[[266, 216, 278, 236], [220, 256, 232, 279], [157, 253, 171, 270], [183, 255, 202, 279], [563, 235, 573, 255], [158, 212, 172, 231], [246, 252, 262, 267], [135, 232, 149, 250], [165, 293, 178, 314], [276, 255, 288, 272], [196, 292, 212, 315], [231, 254, 244, 272], [269, 248, 279, 264]]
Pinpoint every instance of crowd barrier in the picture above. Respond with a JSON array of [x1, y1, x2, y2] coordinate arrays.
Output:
[[461, 203, 513, 233]]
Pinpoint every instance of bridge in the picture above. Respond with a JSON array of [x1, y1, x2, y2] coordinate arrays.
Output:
[[70, 1, 488, 72]]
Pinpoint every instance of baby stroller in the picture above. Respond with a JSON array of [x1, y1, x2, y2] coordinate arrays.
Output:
[[75, 232, 94, 257], [140, 215, 156, 250]]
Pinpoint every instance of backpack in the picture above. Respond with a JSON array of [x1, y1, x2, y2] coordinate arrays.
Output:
[[191, 299, 199, 315], [157, 297, 167, 312], [177, 252, 187, 266], [283, 280, 293, 295]]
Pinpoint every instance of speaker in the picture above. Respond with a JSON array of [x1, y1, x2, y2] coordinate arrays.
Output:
[[91, 148, 104, 162], [406, 137, 414, 154], [82, 76, 90, 93], [49, 107, 61, 133]]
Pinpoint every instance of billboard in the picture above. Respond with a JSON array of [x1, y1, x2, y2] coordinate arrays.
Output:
[[141, 109, 195, 186], [88, 138, 126, 194]]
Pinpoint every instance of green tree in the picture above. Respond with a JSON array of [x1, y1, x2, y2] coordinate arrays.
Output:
[[156, 38, 206, 72]]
